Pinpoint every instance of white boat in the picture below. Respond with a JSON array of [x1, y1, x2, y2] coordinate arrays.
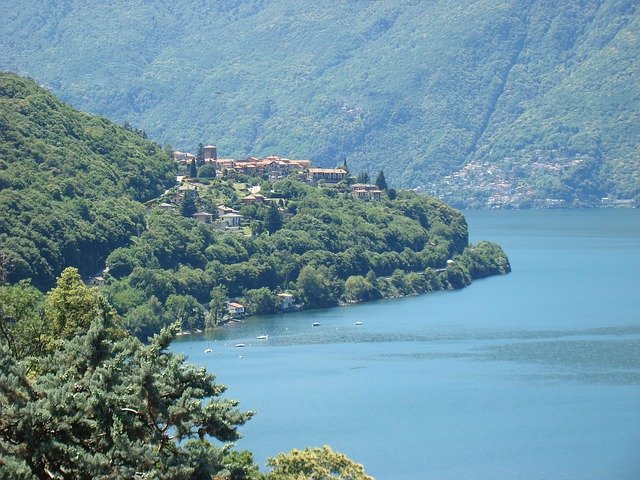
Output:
[[204, 348, 213, 353], [354, 321, 363, 326], [256, 335, 268, 340], [312, 322, 321, 327], [235, 343, 246, 348]]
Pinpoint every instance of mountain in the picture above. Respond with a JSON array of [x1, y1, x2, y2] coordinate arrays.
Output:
[[1, 0, 638, 206], [0, 73, 175, 289]]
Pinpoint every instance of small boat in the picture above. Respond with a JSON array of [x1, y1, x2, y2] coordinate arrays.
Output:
[[256, 335, 268, 340], [235, 343, 246, 348], [204, 348, 213, 353], [312, 322, 321, 327], [354, 321, 363, 326]]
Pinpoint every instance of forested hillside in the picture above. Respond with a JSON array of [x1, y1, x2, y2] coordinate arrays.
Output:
[[1, 0, 637, 206], [0, 73, 174, 289]]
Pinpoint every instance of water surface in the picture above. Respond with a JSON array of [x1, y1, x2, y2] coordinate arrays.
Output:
[[173, 209, 640, 479]]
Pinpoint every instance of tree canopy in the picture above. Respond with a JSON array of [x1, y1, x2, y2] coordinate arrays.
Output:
[[0, 73, 175, 289]]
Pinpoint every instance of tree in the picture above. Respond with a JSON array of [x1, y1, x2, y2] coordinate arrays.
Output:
[[243, 287, 278, 315], [375, 170, 388, 190], [123, 295, 171, 341], [190, 158, 198, 178], [296, 265, 339, 309], [43, 267, 118, 347], [198, 164, 217, 179], [0, 319, 254, 480], [180, 195, 197, 217], [387, 188, 397, 200], [208, 285, 229, 328], [264, 204, 283, 234], [196, 143, 204, 165], [343, 275, 378, 302], [266, 445, 373, 480], [0, 280, 45, 359], [164, 294, 205, 332], [356, 171, 370, 184]]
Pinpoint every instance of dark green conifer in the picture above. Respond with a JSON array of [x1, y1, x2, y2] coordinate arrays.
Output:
[[180, 195, 197, 217], [356, 171, 370, 184], [375, 170, 388, 190], [189, 158, 198, 178]]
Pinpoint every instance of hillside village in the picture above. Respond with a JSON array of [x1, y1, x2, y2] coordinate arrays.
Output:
[[163, 145, 385, 232], [130, 145, 391, 323]]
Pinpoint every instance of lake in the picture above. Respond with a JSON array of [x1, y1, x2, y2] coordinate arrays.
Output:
[[172, 209, 640, 479]]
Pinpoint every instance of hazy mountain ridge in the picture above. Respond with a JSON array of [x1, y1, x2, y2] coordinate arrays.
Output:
[[1, 0, 638, 205]]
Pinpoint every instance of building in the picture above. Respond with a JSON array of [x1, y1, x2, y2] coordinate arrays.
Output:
[[228, 302, 245, 317], [217, 205, 239, 217], [192, 211, 214, 223], [89, 275, 106, 287], [219, 212, 242, 229], [351, 184, 382, 201], [308, 168, 347, 184], [277, 293, 295, 311], [178, 183, 199, 197], [173, 151, 196, 164], [203, 145, 218, 162], [242, 193, 267, 204], [158, 202, 175, 211]]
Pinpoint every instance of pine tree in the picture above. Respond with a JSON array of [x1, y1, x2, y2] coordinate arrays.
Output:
[[375, 170, 388, 190], [0, 317, 254, 479], [189, 158, 198, 178], [196, 143, 204, 165]]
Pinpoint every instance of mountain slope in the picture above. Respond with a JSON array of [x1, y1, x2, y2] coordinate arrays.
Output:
[[1, 0, 637, 205], [0, 73, 175, 288]]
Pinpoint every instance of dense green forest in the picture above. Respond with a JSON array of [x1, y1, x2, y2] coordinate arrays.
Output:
[[1, 0, 638, 206], [0, 73, 175, 289], [101, 176, 510, 340]]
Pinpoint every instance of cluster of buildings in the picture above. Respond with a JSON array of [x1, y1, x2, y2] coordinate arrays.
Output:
[[173, 146, 355, 186], [158, 198, 245, 230], [172, 145, 386, 202]]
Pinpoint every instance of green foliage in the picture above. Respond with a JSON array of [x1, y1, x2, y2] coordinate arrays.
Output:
[[296, 265, 339, 310], [198, 164, 217, 179], [91, 178, 506, 337], [180, 195, 198, 217], [266, 445, 373, 480], [242, 287, 279, 316], [375, 171, 388, 190], [43, 267, 119, 347], [0, 317, 254, 479], [344, 275, 379, 303], [0, 73, 175, 289], [264, 203, 284, 234], [0, 280, 45, 359], [356, 171, 370, 184], [0, 266, 367, 480], [190, 158, 198, 178]]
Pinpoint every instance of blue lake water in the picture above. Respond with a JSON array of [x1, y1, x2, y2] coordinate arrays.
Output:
[[172, 209, 640, 479]]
